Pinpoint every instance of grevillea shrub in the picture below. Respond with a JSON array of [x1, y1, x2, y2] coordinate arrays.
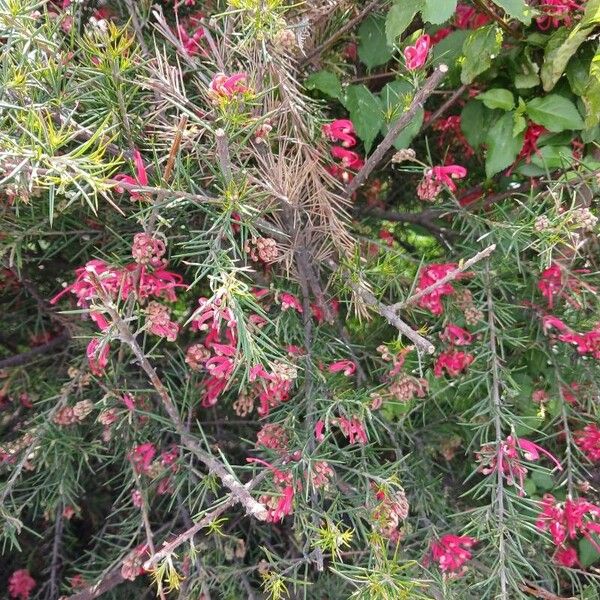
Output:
[[1, 1, 600, 598]]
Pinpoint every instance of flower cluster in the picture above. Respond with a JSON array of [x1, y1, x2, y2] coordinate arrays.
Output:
[[249, 458, 295, 523], [8, 570, 36, 600], [415, 262, 468, 315], [536, 0, 582, 30], [427, 534, 477, 576], [542, 316, 600, 359], [574, 424, 600, 462], [477, 435, 562, 494], [536, 494, 600, 566], [371, 485, 409, 541], [208, 72, 249, 102]]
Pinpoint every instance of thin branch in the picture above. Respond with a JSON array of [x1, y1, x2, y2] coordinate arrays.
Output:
[[346, 65, 448, 196], [89, 275, 267, 521], [422, 84, 468, 131], [391, 244, 497, 311], [0, 330, 71, 369], [485, 264, 509, 600]]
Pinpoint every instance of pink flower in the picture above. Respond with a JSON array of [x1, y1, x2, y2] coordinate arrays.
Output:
[[247, 458, 295, 522], [537, 264, 587, 309], [8, 570, 36, 600], [208, 72, 248, 100], [555, 545, 579, 567], [205, 354, 235, 380], [455, 3, 492, 28], [440, 324, 473, 346], [202, 376, 228, 407], [431, 27, 452, 45], [543, 317, 600, 359], [430, 165, 467, 192], [146, 301, 179, 341], [279, 292, 303, 313], [122, 393, 136, 411], [131, 233, 166, 268], [429, 534, 476, 575], [256, 423, 289, 453], [575, 424, 600, 462], [336, 416, 368, 445], [328, 359, 357, 376], [404, 34, 430, 71], [536, 0, 581, 30], [536, 494, 600, 563], [433, 349, 474, 377], [114, 149, 149, 201], [322, 119, 357, 148], [87, 338, 109, 376], [177, 23, 205, 55], [315, 420, 325, 442], [130, 442, 156, 474], [330, 146, 365, 170], [416, 262, 464, 315], [477, 436, 561, 494]]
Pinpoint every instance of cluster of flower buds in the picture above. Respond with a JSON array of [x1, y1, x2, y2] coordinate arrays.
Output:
[[131, 232, 167, 268], [371, 485, 409, 541], [404, 34, 430, 70], [244, 237, 279, 264], [53, 399, 94, 426], [146, 301, 179, 342]]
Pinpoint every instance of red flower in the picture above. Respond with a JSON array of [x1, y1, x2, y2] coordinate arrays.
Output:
[[574, 424, 600, 462], [328, 359, 357, 376], [440, 324, 473, 346], [330, 146, 364, 170], [208, 72, 248, 100], [177, 23, 205, 55], [336, 416, 368, 445], [416, 262, 464, 315], [429, 534, 477, 575], [555, 545, 579, 567], [87, 338, 109, 376], [322, 119, 357, 148], [431, 27, 452, 45], [455, 3, 492, 28], [433, 349, 474, 377], [404, 34, 430, 71], [430, 165, 467, 192], [114, 149, 149, 201], [536, 0, 581, 30], [279, 292, 303, 313], [8, 570, 36, 600], [130, 442, 156, 474]]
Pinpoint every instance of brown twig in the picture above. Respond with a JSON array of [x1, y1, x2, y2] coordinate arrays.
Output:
[[299, 0, 383, 67], [422, 84, 468, 131], [0, 330, 71, 369], [391, 244, 497, 311], [346, 65, 448, 196]]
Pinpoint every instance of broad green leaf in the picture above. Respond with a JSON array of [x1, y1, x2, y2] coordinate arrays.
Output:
[[461, 100, 495, 149], [422, 0, 457, 24], [566, 55, 592, 96], [304, 71, 342, 99], [491, 0, 532, 24], [531, 145, 572, 169], [476, 88, 515, 110], [385, 1, 423, 46], [344, 84, 383, 153], [358, 15, 393, 69], [582, 124, 600, 142], [541, 25, 593, 91], [485, 111, 525, 177], [461, 25, 503, 84], [580, 0, 600, 27], [579, 536, 600, 568], [526, 94, 584, 131], [432, 29, 469, 69], [530, 470, 555, 492], [515, 48, 540, 89], [583, 48, 600, 127]]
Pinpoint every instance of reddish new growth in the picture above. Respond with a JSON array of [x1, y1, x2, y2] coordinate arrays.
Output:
[[404, 34, 430, 71], [574, 424, 600, 462], [428, 534, 477, 576], [536, 494, 600, 567], [477, 435, 562, 495], [8, 570, 36, 600]]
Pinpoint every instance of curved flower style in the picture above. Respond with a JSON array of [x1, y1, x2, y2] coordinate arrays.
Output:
[[114, 149, 149, 201], [322, 119, 357, 148]]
